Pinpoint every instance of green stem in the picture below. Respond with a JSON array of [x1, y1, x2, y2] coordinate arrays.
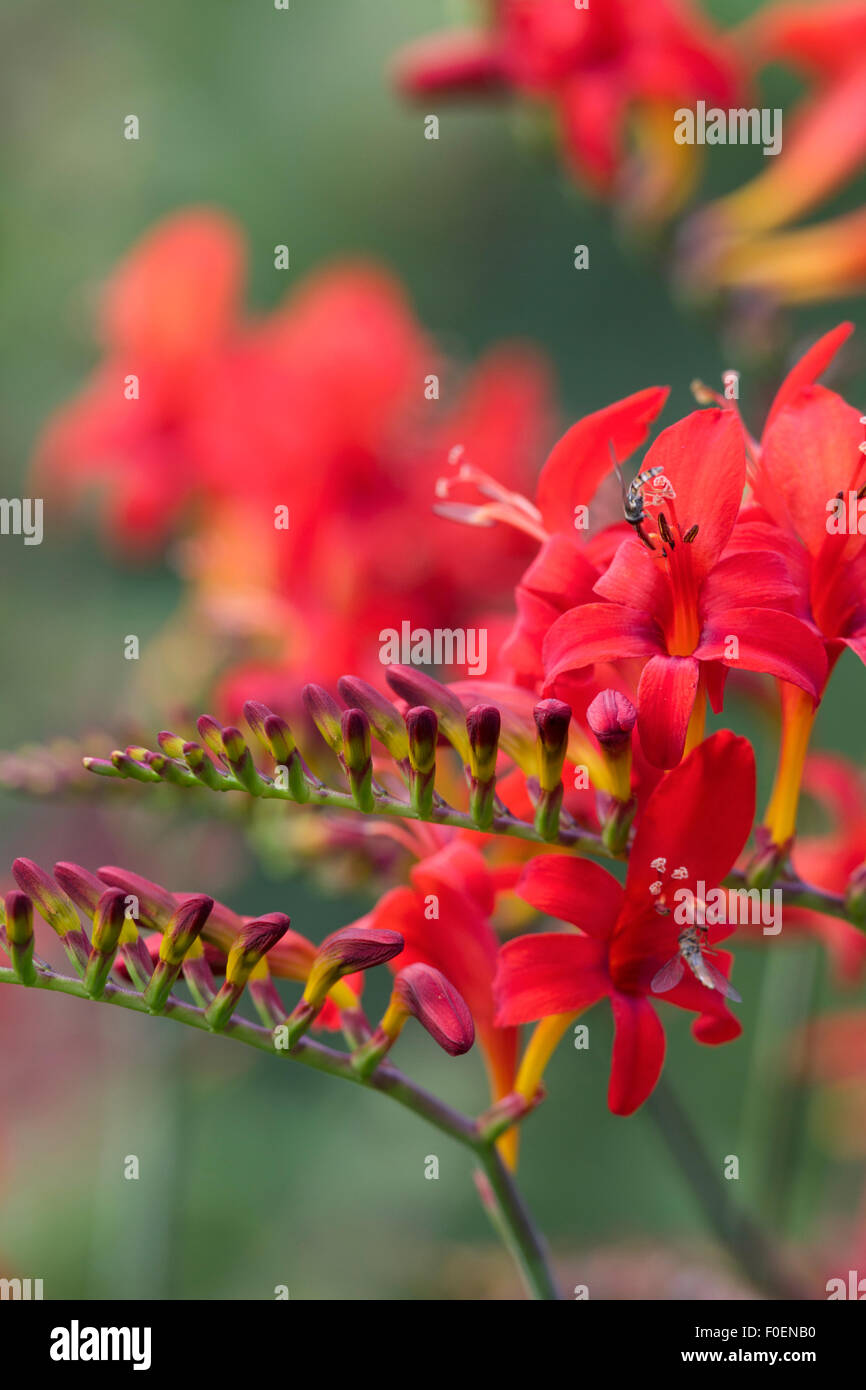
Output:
[[0, 963, 558, 1300], [88, 761, 615, 859], [725, 869, 855, 925]]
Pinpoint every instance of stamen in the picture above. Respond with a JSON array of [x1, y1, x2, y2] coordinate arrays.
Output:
[[682, 524, 699, 543], [434, 453, 549, 543], [657, 513, 675, 548]]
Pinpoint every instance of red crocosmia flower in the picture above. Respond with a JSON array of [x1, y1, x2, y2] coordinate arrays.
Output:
[[499, 386, 670, 686], [36, 208, 245, 551], [752, 385, 866, 669], [495, 731, 753, 1115], [370, 839, 519, 1113], [542, 408, 827, 768], [393, 0, 743, 220]]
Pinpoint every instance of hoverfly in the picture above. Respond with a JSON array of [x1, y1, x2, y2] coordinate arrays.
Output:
[[609, 442, 663, 550], [650, 925, 742, 1002]]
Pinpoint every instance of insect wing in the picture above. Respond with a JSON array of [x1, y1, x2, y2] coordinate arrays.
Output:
[[650, 954, 685, 995], [702, 960, 742, 1003]]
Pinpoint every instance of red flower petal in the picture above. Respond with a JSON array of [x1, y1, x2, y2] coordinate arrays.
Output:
[[636, 653, 700, 769], [760, 385, 865, 557], [543, 603, 662, 687], [494, 933, 609, 1026], [626, 730, 756, 905], [699, 550, 799, 616], [639, 408, 744, 580], [594, 535, 672, 615], [535, 386, 669, 534], [765, 322, 853, 431], [608, 992, 666, 1115], [696, 606, 828, 698], [515, 855, 624, 937]]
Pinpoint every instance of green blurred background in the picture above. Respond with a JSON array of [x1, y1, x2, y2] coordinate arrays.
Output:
[[1, 0, 865, 1298]]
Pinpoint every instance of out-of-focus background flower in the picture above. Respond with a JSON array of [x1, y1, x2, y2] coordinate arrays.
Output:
[[1, 0, 866, 1298]]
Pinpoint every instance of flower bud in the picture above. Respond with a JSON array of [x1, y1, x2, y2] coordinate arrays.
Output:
[[196, 714, 227, 759], [337, 676, 410, 762], [386, 665, 470, 761], [285, 925, 403, 1048], [144, 895, 214, 1014], [97, 866, 176, 930], [159, 895, 214, 966], [54, 861, 106, 918], [304, 926, 404, 1005], [226, 913, 292, 988], [406, 706, 438, 774], [222, 725, 267, 795], [3, 890, 37, 985], [182, 740, 227, 790], [405, 706, 438, 817], [242, 700, 276, 752], [84, 888, 128, 998], [466, 704, 501, 829], [13, 857, 82, 938], [533, 699, 571, 792], [205, 913, 292, 1031], [587, 689, 636, 805], [341, 708, 374, 812], [303, 683, 344, 752], [586, 690, 637, 754], [393, 963, 475, 1056], [262, 714, 310, 802], [157, 730, 186, 759], [109, 750, 160, 782], [13, 858, 90, 976], [466, 704, 500, 785]]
